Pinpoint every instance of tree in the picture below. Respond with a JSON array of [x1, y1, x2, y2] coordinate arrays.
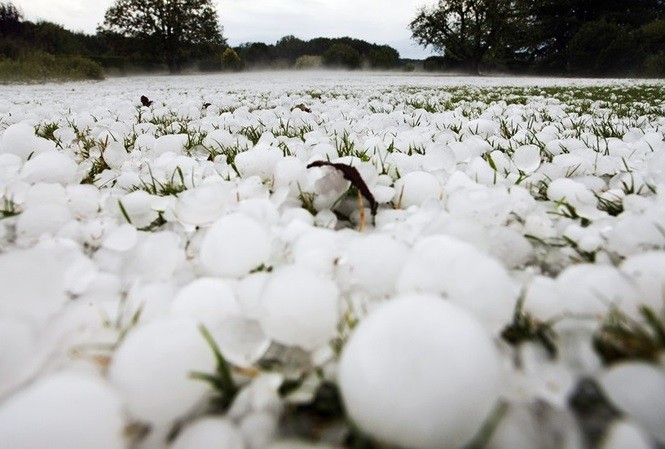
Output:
[[0, 2, 22, 36], [369, 45, 400, 69], [323, 43, 361, 69], [220, 47, 242, 71], [410, 0, 515, 74], [99, 0, 225, 73]]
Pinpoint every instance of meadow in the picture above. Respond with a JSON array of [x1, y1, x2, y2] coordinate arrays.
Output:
[[0, 72, 664, 449]]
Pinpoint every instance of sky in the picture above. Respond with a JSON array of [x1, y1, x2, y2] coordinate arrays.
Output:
[[11, 0, 437, 59]]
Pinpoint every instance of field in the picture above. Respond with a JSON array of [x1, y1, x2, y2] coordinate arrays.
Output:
[[0, 72, 664, 449]]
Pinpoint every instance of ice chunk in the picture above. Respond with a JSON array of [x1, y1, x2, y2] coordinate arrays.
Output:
[[171, 417, 245, 449], [599, 362, 665, 443], [108, 319, 215, 425], [199, 213, 271, 277], [171, 277, 240, 327], [258, 265, 339, 351], [397, 235, 517, 333], [513, 145, 541, 173], [0, 122, 54, 161], [0, 371, 125, 449], [393, 171, 443, 208], [21, 151, 79, 184], [338, 294, 501, 449]]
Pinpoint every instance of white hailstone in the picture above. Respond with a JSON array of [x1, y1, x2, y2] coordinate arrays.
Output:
[[66, 184, 100, 219], [23, 182, 66, 207], [554, 264, 640, 319], [447, 186, 512, 226], [344, 234, 409, 297], [621, 251, 665, 311], [420, 143, 456, 172], [272, 156, 307, 189], [599, 362, 665, 443], [487, 227, 533, 269], [240, 411, 278, 449], [16, 203, 72, 241], [153, 134, 187, 155], [235, 271, 271, 319], [397, 235, 517, 333], [601, 420, 654, 449], [171, 417, 245, 449], [134, 133, 156, 151], [174, 184, 231, 226], [338, 294, 501, 449], [393, 171, 443, 208], [235, 147, 283, 181], [203, 129, 235, 149], [102, 141, 128, 170], [0, 153, 22, 180], [124, 231, 183, 281], [0, 122, 54, 161], [171, 277, 240, 327], [466, 157, 499, 185], [108, 319, 215, 426], [0, 318, 37, 398], [102, 223, 138, 252], [513, 145, 542, 173], [0, 371, 125, 449], [211, 316, 270, 367], [258, 265, 340, 351], [117, 190, 160, 229], [464, 119, 498, 138], [21, 151, 79, 184], [199, 213, 271, 278]]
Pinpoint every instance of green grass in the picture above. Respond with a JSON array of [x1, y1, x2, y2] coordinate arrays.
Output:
[[0, 52, 104, 83]]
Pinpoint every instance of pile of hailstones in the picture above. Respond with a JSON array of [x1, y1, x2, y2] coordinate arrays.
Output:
[[0, 89, 664, 449]]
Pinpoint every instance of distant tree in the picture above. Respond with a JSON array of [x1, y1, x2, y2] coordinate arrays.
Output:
[[294, 55, 323, 69], [0, 2, 22, 36], [369, 45, 400, 69], [99, 0, 226, 73], [323, 43, 361, 69], [236, 42, 274, 68], [220, 47, 242, 71], [274, 35, 306, 65], [410, 0, 515, 74]]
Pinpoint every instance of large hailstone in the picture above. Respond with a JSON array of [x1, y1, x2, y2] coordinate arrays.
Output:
[[0, 371, 125, 449], [170, 417, 245, 449], [199, 213, 271, 278], [338, 294, 501, 449], [108, 319, 215, 426], [397, 235, 517, 333], [258, 265, 339, 351]]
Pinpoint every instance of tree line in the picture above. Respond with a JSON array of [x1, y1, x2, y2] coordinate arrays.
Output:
[[412, 0, 665, 76]]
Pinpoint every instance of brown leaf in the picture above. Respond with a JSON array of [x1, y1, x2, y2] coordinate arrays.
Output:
[[291, 103, 312, 113], [140, 95, 153, 107], [307, 161, 377, 216]]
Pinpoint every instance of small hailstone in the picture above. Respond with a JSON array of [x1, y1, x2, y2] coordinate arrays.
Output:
[[344, 234, 409, 296], [21, 151, 79, 184], [338, 294, 501, 449], [124, 231, 183, 281], [598, 362, 665, 443], [513, 145, 542, 173], [258, 265, 339, 351], [600, 420, 654, 449], [0, 122, 53, 161], [16, 203, 72, 240], [170, 417, 245, 449], [108, 319, 215, 426], [397, 235, 517, 333], [102, 224, 138, 252], [102, 141, 128, 170], [211, 316, 270, 367], [117, 190, 160, 229], [153, 134, 187, 155], [240, 411, 278, 449], [393, 171, 443, 208], [0, 371, 125, 449], [66, 184, 100, 219], [199, 213, 271, 277], [174, 184, 231, 226], [620, 251, 665, 311], [170, 277, 240, 327]]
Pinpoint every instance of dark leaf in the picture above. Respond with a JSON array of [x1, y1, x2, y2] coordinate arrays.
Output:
[[307, 161, 377, 216], [140, 95, 153, 107]]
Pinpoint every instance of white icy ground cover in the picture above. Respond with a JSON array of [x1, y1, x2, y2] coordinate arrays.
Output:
[[0, 72, 664, 449]]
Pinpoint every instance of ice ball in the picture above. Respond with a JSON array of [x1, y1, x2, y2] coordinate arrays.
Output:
[[171, 417, 245, 449], [338, 294, 501, 449], [258, 265, 339, 351], [199, 213, 271, 278], [393, 171, 443, 208], [21, 151, 79, 184], [0, 371, 125, 449]]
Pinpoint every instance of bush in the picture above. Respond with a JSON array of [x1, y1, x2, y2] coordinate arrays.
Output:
[[322, 43, 361, 69], [369, 45, 399, 69], [294, 55, 323, 70], [220, 48, 242, 71], [0, 51, 104, 83]]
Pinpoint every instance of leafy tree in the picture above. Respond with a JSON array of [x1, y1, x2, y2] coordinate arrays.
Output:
[[100, 0, 226, 73], [274, 35, 306, 65], [220, 47, 241, 71], [323, 43, 361, 69], [410, 0, 515, 74], [369, 45, 400, 69], [0, 1, 22, 36], [236, 42, 274, 68]]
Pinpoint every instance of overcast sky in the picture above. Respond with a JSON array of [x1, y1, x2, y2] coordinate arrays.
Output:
[[11, 0, 436, 59]]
